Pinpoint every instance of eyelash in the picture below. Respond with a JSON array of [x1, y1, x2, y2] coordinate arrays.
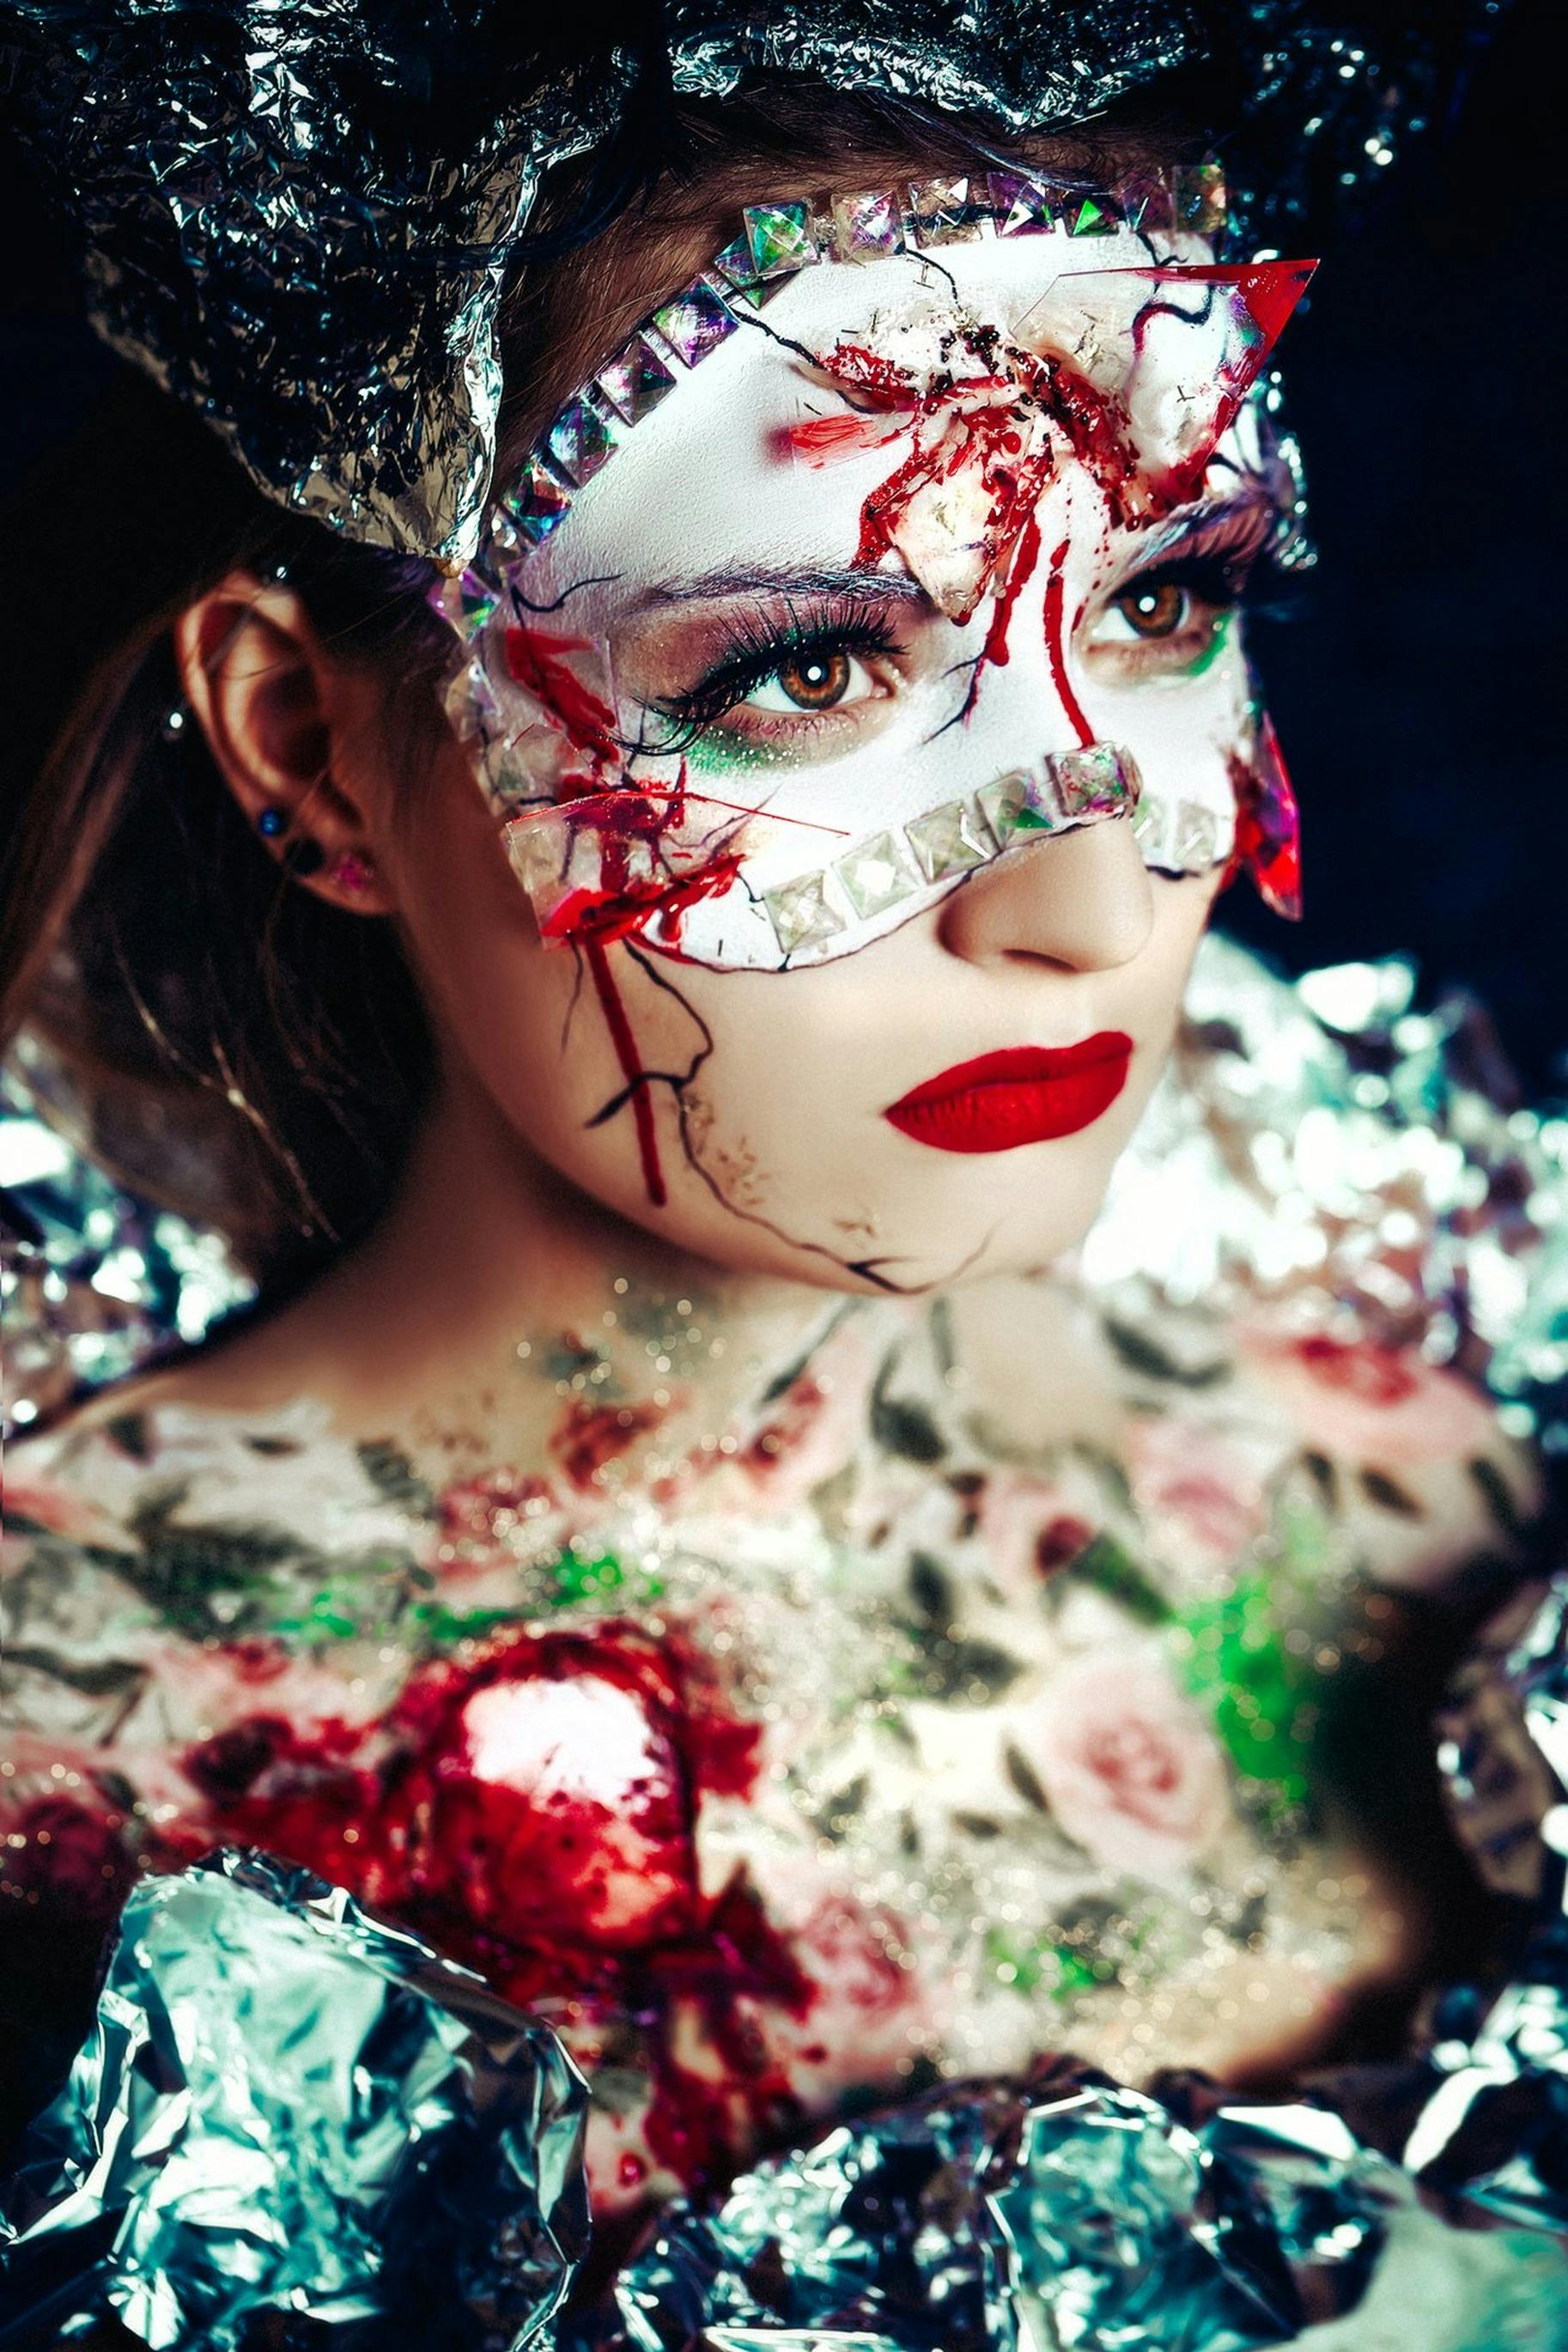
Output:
[[653, 599, 907, 742], [1110, 506, 1293, 622]]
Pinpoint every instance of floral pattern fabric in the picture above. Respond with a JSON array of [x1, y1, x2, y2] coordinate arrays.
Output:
[[0, 939, 1553, 2221]]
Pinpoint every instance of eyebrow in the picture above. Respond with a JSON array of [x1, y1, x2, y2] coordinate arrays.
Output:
[[634, 564, 931, 612]]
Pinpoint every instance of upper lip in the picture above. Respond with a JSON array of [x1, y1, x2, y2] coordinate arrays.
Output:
[[886, 1035, 1133, 1113]]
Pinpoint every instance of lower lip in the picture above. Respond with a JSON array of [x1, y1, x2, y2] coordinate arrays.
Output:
[[884, 1035, 1133, 1152]]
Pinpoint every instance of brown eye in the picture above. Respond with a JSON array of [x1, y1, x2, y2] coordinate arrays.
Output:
[[1115, 580, 1190, 639], [773, 651, 854, 709]]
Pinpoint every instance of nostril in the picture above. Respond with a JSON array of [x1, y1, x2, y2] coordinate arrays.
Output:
[[937, 822, 1157, 974]]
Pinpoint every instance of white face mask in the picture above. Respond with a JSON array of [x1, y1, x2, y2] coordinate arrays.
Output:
[[440, 183, 1313, 970]]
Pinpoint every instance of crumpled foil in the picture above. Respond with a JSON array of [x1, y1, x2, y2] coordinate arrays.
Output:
[[0, 1038, 252, 1445], [598, 2060, 1568, 2352], [1085, 935, 1568, 1462], [0, 0, 1482, 564], [0, 1847, 591, 2351]]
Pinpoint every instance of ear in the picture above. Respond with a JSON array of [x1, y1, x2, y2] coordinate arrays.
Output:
[[173, 574, 398, 915]]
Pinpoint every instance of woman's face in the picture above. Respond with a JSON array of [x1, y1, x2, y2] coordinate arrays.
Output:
[[374, 210, 1296, 1293]]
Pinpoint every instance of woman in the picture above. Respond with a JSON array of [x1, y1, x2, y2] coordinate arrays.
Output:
[[2, 6, 1565, 2343]]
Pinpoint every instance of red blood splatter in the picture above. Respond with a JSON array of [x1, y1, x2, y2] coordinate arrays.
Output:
[[617, 2150, 647, 2190], [1042, 539, 1096, 748], [550, 1395, 666, 1492], [0, 1794, 135, 1921], [585, 940, 666, 1209], [504, 626, 619, 767]]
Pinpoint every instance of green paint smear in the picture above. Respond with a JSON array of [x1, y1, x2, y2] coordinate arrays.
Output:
[[1170, 1566, 1313, 1812], [1183, 609, 1232, 680], [985, 1926, 1120, 2002]]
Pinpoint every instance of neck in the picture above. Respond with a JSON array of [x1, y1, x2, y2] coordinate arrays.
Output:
[[304, 1048, 921, 1461]]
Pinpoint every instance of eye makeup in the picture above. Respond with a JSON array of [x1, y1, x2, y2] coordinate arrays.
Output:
[[437, 201, 1313, 976], [647, 593, 914, 757]]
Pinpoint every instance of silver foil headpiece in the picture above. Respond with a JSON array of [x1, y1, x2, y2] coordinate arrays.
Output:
[[0, 1, 1473, 564]]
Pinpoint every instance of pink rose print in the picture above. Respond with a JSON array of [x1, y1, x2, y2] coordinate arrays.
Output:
[[1032, 1651, 1230, 1882], [1238, 1323, 1497, 1468], [976, 1472, 1095, 1595], [1126, 1414, 1273, 1574]]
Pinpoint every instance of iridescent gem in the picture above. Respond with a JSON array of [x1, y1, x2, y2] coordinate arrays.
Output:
[[544, 390, 617, 488], [597, 336, 678, 423], [709, 234, 763, 291], [1050, 744, 1141, 820], [487, 507, 526, 564], [502, 457, 572, 546], [833, 829, 922, 918], [1171, 803, 1221, 870], [652, 279, 739, 368], [743, 201, 818, 278], [457, 570, 498, 637], [987, 170, 1057, 238], [975, 769, 1054, 848], [763, 870, 846, 957], [1172, 161, 1228, 246], [1131, 791, 1171, 860], [905, 801, 988, 882], [1237, 712, 1302, 919], [829, 188, 906, 262], [908, 175, 983, 248], [1065, 192, 1117, 238], [1115, 167, 1176, 237]]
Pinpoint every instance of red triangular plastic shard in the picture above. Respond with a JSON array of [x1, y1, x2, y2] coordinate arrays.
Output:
[[1237, 711, 1304, 920], [1017, 258, 1317, 511]]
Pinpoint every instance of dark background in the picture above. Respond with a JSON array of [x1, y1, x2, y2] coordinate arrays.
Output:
[[2, 2, 1564, 1083], [1215, 0, 1566, 1088]]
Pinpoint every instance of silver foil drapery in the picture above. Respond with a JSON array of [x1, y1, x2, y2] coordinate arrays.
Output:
[[0, 1848, 592, 2349], [0, 1, 1472, 563]]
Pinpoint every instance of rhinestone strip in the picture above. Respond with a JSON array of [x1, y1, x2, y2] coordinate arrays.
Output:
[[755, 744, 1234, 959], [436, 163, 1229, 618]]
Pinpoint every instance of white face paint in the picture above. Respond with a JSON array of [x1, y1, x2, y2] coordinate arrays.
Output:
[[443, 217, 1310, 972]]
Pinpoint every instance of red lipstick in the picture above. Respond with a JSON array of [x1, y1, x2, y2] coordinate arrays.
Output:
[[884, 1034, 1133, 1152]]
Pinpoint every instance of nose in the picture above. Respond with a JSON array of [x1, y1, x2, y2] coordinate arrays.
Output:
[[937, 817, 1155, 972]]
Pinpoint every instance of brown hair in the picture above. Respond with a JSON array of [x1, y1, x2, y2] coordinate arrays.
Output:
[[0, 80, 1198, 1293]]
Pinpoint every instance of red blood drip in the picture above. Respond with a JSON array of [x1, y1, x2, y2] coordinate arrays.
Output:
[[585, 939, 666, 1208], [980, 507, 1043, 674], [504, 626, 619, 766], [1042, 540, 1096, 748]]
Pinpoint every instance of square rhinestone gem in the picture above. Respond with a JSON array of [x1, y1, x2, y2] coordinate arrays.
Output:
[[1115, 167, 1176, 237], [976, 769, 1054, 848], [544, 390, 617, 488], [597, 335, 678, 423], [743, 200, 818, 278], [1051, 744, 1140, 818], [987, 169, 1057, 237], [1171, 803, 1221, 870], [456, 570, 498, 637], [909, 175, 983, 247], [503, 456, 572, 545], [830, 187, 906, 261], [652, 279, 738, 368], [709, 234, 763, 290], [1065, 191, 1117, 237], [763, 870, 846, 957], [1131, 791, 1170, 852], [905, 801, 988, 882], [1172, 161, 1228, 244], [834, 829, 922, 918]]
